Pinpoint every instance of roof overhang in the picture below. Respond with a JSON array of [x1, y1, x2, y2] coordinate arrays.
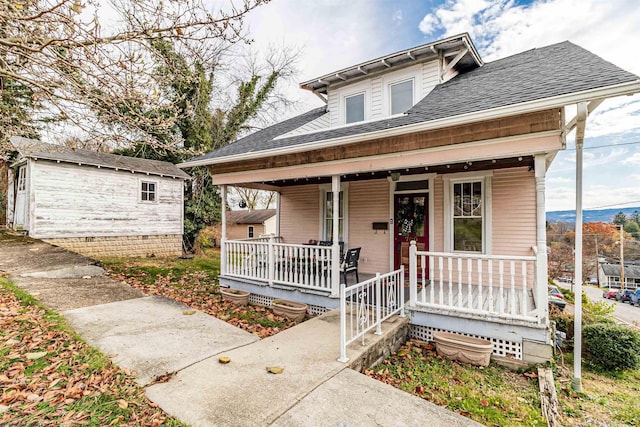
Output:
[[178, 79, 640, 169], [299, 33, 483, 95]]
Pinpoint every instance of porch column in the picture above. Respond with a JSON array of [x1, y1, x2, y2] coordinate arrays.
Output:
[[534, 154, 549, 325], [275, 191, 281, 237], [220, 184, 228, 276], [331, 175, 341, 296]]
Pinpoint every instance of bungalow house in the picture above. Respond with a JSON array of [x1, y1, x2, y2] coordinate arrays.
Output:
[[6, 137, 190, 257], [226, 209, 277, 240], [599, 263, 640, 289], [179, 33, 640, 363]]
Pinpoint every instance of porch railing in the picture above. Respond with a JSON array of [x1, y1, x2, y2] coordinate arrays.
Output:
[[338, 267, 405, 363], [224, 238, 336, 294], [409, 242, 539, 323]]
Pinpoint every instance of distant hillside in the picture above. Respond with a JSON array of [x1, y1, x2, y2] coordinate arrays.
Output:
[[547, 206, 640, 224]]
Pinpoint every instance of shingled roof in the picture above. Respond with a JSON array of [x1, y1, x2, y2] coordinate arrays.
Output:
[[183, 41, 639, 166], [10, 137, 190, 179], [601, 263, 640, 280]]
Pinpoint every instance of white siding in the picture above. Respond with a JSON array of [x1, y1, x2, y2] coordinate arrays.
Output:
[[421, 61, 440, 96], [370, 77, 383, 119], [326, 60, 440, 127], [30, 161, 184, 239], [328, 91, 339, 127], [279, 113, 330, 138]]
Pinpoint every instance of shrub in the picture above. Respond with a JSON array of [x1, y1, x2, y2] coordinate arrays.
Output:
[[583, 323, 640, 372]]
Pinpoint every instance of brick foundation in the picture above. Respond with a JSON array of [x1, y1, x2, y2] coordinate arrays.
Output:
[[44, 234, 182, 258]]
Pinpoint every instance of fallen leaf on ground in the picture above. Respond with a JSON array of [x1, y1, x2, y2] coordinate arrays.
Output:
[[266, 366, 284, 374]]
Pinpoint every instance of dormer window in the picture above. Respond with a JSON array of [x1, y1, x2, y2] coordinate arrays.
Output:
[[345, 92, 365, 124], [390, 79, 414, 115]]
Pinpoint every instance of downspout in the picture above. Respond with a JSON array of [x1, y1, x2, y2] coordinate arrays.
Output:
[[572, 101, 588, 393]]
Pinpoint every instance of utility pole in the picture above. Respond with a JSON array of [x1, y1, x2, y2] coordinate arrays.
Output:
[[594, 234, 600, 286], [619, 225, 625, 289]]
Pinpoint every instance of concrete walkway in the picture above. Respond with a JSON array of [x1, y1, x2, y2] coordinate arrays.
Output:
[[0, 234, 481, 426]]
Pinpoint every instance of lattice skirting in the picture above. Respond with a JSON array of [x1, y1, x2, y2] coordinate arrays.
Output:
[[247, 293, 329, 316], [410, 324, 522, 360]]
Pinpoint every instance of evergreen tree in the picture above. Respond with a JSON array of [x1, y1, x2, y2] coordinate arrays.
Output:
[[612, 211, 628, 226]]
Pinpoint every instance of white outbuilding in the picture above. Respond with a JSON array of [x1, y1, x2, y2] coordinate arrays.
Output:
[[6, 137, 190, 257]]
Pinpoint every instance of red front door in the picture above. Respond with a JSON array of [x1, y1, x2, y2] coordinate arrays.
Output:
[[394, 194, 429, 276]]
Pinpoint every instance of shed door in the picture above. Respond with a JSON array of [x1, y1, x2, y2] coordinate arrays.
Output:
[[13, 165, 28, 229]]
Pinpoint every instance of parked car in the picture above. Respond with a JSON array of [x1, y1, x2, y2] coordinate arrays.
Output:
[[602, 288, 617, 299], [615, 289, 634, 303], [549, 294, 566, 311], [549, 286, 564, 299], [631, 289, 640, 306]]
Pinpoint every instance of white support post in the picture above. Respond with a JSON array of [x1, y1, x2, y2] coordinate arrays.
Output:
[[573, 101, 587, 393], [400, 265, 406, 317], [534, 154, 549, 325], [268, 235, 275, 286], [375, 273, 382, 335], [337, 283, 348, 363], [409, 240, 417, 306], [275, 191, 281, 238], [220, 185, 228, 276], [331, 175, 341, 297]]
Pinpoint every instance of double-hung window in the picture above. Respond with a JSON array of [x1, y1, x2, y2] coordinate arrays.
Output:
[[323, 191, 344, 241], [345, 93, 365, 124], [389, 79, 414, 115], [248, 226, 254, 238], [141, 181, 157, 202], [445, 173, 491, 254]]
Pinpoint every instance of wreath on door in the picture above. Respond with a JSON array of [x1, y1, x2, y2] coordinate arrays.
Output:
[[397, 198, 425, 237]]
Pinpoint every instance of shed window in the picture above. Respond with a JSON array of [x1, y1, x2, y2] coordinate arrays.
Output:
[[390, 79, 413, 115], [141, 181, 157, 202], [345, 93, 365, 124], [248, 226, 254, 238]]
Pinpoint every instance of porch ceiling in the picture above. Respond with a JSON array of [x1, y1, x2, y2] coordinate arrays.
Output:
[[233, 156, 533, 188]]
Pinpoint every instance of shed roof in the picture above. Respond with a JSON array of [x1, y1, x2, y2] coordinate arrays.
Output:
[[601, 263, 640, 279], [182, 41, 640, 167], [10, 137, 190, 179], [227, 209, 276, 224]]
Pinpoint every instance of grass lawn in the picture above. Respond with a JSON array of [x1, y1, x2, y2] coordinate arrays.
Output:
[[367, 339, 640, 426], [100, 250, 304, 338], [0, 278, 186, 427]]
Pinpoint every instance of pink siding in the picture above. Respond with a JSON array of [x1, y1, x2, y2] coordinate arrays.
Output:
[[348, 179, 390, 274], [432, 176, 445, 252], [279, 185, 320, 244], [492, 167, 537, 256]]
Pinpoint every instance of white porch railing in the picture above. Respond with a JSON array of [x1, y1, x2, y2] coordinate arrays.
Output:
[[409, 242, 539, 323], [224, 238, 337, 294], [338, 267, 405, 363]]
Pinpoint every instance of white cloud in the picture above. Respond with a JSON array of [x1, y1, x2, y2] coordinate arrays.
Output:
[[623, 153, 640, 165]]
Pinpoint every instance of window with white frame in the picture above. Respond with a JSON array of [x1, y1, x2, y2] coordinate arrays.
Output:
[[390, 79, 414, 115], [322, 190, 346, 242], [248, 226, 254, 238], [452, 180, 483, 252], [140, 180, 157, 202], [345, 93, 365, 124]]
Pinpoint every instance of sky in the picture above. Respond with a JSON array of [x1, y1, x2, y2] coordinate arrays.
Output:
[[242, 0, 640, 212]]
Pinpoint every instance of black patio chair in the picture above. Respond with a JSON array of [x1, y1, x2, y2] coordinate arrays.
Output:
[[341, 247, 361, 285]]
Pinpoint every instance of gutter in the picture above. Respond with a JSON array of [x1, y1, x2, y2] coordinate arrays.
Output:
[[178, 79, 640, 169]]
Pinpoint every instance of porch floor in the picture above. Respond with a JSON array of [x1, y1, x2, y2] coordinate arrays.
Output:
[[415, 282, 537, 317]]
